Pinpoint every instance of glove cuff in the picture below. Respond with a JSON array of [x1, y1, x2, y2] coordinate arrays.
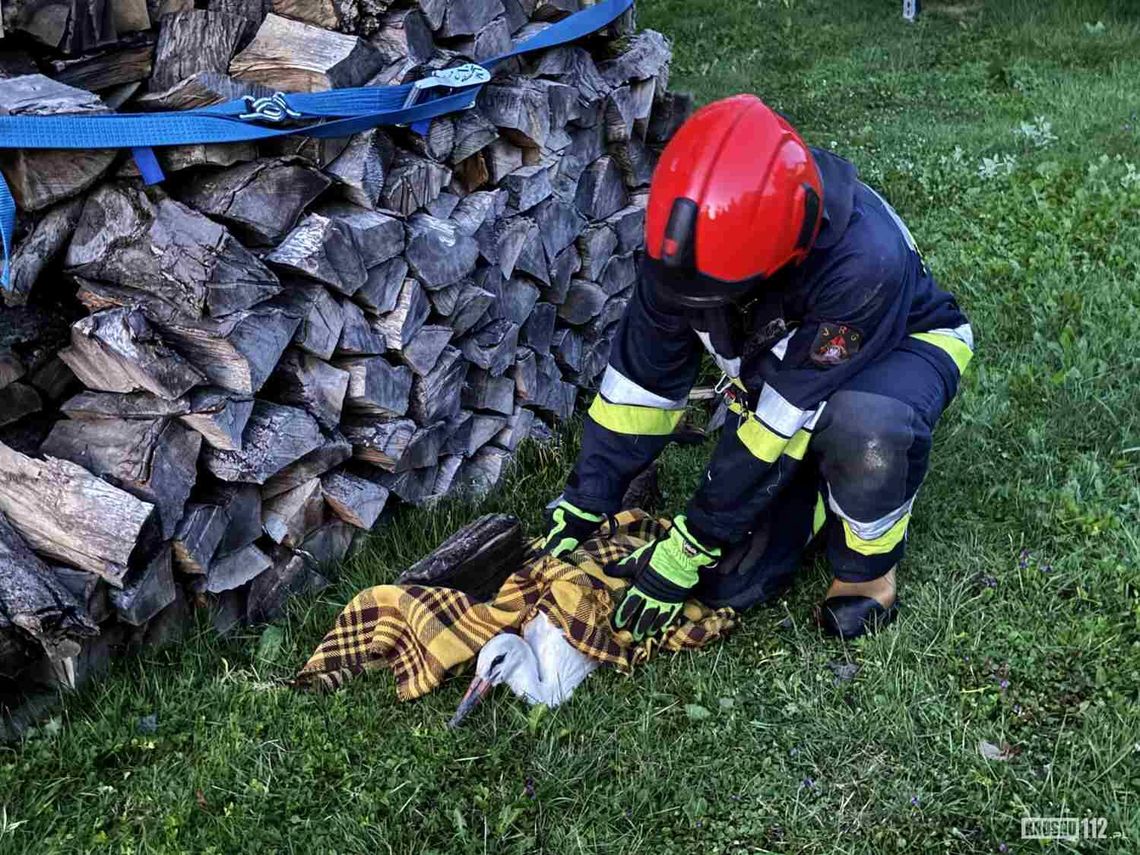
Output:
[[557, 499, 604, 524]]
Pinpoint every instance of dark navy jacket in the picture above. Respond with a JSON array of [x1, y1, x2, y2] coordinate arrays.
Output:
[[563, 148, 972, 543]]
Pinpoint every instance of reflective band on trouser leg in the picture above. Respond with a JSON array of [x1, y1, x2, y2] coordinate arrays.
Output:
[[587, 397, 684, 436], [812, 494, 827, 538], [737, 415, 812, 464], [910, 331, 973, 374], [842, 512, 911, 556]]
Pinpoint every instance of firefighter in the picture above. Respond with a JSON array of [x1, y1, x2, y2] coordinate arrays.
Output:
[[537, 95, 973, 640]]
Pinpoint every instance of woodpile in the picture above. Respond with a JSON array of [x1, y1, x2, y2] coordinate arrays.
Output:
[[0, 0, 692, 717]]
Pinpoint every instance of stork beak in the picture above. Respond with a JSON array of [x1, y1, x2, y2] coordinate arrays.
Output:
[[448, 676, 492, 728]]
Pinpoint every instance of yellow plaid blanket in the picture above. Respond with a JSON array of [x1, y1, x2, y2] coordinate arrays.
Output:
[[295, 510, 736, 700]]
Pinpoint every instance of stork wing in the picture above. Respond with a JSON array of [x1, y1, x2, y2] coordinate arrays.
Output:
[[523, 612, 599, 706]]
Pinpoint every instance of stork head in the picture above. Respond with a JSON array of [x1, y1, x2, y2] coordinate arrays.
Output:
[[448, 633, 529, 728]]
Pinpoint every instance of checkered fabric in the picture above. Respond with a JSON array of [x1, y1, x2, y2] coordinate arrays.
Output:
[[294, 510, 736, 700]]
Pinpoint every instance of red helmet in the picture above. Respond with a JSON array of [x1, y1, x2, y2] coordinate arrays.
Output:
[[644, 94, 823, 307]]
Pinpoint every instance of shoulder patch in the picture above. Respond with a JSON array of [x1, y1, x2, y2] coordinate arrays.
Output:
[[810, 323, 862, 367]]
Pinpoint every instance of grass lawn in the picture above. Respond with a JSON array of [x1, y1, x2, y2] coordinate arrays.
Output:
[[2, 0, 1139, 852]]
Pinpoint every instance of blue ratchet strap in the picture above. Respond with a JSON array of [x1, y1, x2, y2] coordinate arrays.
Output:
[[0, 0, 633, 288]]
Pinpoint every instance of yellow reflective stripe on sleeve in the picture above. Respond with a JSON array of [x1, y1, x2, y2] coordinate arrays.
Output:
[[842, 513, 910, 556], [911, 332, 973, 374], [588, 396, 684, 436], [737, 416, 789, 463], [784, 428, 812, 461]]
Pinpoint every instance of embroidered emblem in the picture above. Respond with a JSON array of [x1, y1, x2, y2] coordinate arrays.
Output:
[[810, 323, 862, 367]]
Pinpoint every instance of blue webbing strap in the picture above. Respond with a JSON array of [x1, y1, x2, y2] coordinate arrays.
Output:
[[0, 0, 633, 288]]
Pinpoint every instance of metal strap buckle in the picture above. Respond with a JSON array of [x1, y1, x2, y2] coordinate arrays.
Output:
[[402, 63, 491, 110], [239, 92, 303, 123]]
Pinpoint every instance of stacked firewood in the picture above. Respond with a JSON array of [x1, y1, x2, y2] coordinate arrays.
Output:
[[0, 0, 691, 707]]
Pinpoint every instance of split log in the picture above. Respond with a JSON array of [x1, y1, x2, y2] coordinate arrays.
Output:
[[494, 405, 534, 452], [0, 441, 155, 584], [109, 545, 175, 626], [266, 349, 349, 431], [371, 8, 434, 65], [208, 588, 246, 636], [179, 157, 331, 245], [299, 519, 356, 565], [289, 282, 344, 360], [51, 565, 109, 625], [66, 183, 282, 318], [493, 217, 547, 282], [552, 326, 584, 374], [0, 351, 26, 390], [203, 401, 324, 484], [0, 76, 114, 212], [409, 345, 467, 424], [598, 251, 637, 298], [604, 84, 636, 143], [317, 202, 403, 267], [465, 413, 507, 455], [559, 124, 605, 182], [535, 46, 610, 105], [430, 454, 463, 499], [436, 0, 502, 37], [200, 482, 263, 555], [59, 308, 203, 401], [451, 189, 506, 236], [598, 30, 671, 90], [575, 156, 628, 220], [449, 112, 499, 167], [510, 347, 537, 402], [151, 142, 258, 173], [205, 543, 272, 593], [172, 503, 228, 575], [321, 468, 388, 529], [459, 318, 519, 377], [230, 13, 383, 91], [646, 90, 693, 145], [501, 162, 553, 212], [426, 190, 460, 220], [40, 416, 202, 539], [151, 9, 246, 91], [178, 388, 255, 451], [355, 257, 408, 315], [0, 512, 97, 658], [404, 214, 479, 290], [337, 298, 387, 355], [377, 465, 438, 506], [399, 117, 456, 163], [136, 70, 269, 110], [26, 357, 78, 405], [442, 410, 473, 456], [336, 355, 412, 417], [262, 477, 324, 546], [445, 281, 494, 337], [456, 446, 511, 498], [151, 299, 303, 395], [3, 0, 117, 53], [609, 136, 656, 187], [519, 301, 556, 351], [269, 0, 358, 31], [266, 213, 367, 295], [343, 417, 415, 470], [533, 197, 586, 260], [483, 139, 524, 184], [488, 275, 539, 325], [381, 151, 451, 216], [453, 152, 490, 193], [61, 390, 189, 420], [372, 279, 429, 351], [399, 324, 452, 376], [605, 206, 645, 253], [246, 548, 328, 623], [262, 430, 352, 498], [558, 279, 606, 325], [7, 197, 84, 308], [396, 513, 523, 600], [478, 77, 550, 149], [324, 129, 394, 209], [462, 368, 515, 415], [577, 223, 618, 280], [0, 384, 42, 427]]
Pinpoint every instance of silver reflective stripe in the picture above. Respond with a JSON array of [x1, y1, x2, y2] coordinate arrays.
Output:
[[805, 401, 826, 431], [695, 330, 741, 379], [827, 489, 916, 541], [755, 383, 813, 438], [770, 330, 795, 361], [922, 323, 974, 351], [865, 184, 918, 252], [598, 365, 687, 410]]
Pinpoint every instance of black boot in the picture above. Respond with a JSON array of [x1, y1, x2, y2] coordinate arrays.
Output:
[[817, 595, 899, 639]]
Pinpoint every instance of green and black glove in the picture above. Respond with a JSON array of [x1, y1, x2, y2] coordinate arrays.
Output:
[[610, 515, 721, 641], [538, 500, 605, 559]]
